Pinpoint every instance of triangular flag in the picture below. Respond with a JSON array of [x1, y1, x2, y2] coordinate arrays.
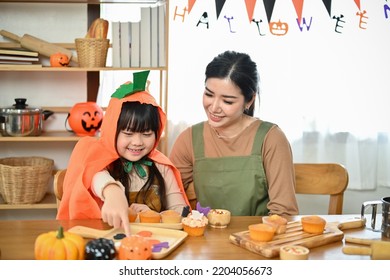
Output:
[[354, 0, 361, 11], [215, 0, 227, 19], [188, 0, 196, 14], [292, 0, 304, 24], [245, 0, 257, 22], [263, 0, 276, 23], [322, 0, 332, 17]]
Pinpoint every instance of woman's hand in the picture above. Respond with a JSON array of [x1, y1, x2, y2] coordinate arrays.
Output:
[[101, 184, 131, 237]]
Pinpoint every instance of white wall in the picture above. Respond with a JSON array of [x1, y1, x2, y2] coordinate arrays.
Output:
[[166, 0, 390, 214]]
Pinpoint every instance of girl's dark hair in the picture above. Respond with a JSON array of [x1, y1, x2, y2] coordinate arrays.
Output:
[[108, 101, 167, 211], [205, 50, 260, 116]]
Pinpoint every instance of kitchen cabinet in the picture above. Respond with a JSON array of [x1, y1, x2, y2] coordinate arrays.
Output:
[[0, 0, 169, 215]]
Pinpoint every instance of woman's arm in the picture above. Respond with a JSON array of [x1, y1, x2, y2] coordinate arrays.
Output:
[[262, 125, 299, 216], [169, 127, 195, 190]]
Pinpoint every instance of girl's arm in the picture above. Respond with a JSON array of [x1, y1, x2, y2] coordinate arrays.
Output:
[[157, 163, 188, 214], [92, 170, 131, 236]]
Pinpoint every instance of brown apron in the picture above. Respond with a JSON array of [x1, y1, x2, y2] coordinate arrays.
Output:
[[192, 121, 273, 216]]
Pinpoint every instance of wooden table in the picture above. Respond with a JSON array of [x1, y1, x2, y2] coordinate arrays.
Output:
[[0, 215, 387, 260]]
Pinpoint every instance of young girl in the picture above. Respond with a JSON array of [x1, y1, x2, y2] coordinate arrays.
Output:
[[57, 71, 190, 236]]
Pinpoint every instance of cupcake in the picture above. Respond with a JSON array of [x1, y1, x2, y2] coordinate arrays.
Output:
[[182, 210, 208, 237], [160, 209, 182, 224], [139, 210, 161, 223], [262, 214, 288, 234], [301, 215, 326, 234], [128, 207, 138, 223], [207, 209, 231, 228], [248, 223, 276, 242]]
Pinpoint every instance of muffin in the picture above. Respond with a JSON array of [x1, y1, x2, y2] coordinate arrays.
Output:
[[301, 215, 326, 234], [279, 245, 310, 260], [128, 207, 138, 223], [248, 223, 276, 242], [182, 210, 208, 237], [160, 210, 182, 223], [139, 210, 161, 223], [207, 209, 231, 228], [262, 214, 288, 234]]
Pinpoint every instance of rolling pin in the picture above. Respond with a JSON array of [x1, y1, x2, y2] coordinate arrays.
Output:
[[0, 29, 77, 63], [342, 238, 390, 260]]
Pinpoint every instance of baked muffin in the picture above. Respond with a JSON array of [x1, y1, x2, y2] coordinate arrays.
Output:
[[248, 223, 276, 242], [160, 209, 182, 223], [182, 210, 208, 236], [207, 209, 231, 228], [139, 210, 161, 223], [301, 215, 326, 234], [128, 207, 138, 223], [262, 214, 288, 234]]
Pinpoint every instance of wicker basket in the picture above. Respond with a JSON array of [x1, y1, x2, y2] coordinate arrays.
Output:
[[0, 157, 54, 204], [75, 38, 109, 68]]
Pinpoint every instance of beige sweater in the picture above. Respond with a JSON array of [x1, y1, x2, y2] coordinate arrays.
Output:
[[169, 119, 299, 216]]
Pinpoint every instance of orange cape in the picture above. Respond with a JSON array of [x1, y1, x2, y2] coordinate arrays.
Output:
[[57, 90, 190, 219]]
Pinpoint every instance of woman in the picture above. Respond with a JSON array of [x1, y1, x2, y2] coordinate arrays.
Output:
[[57, 70, 189, 236], [169, 51, 298, 216]]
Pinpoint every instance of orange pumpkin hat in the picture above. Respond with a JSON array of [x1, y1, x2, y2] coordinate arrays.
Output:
[[57, 71, 190, 220]]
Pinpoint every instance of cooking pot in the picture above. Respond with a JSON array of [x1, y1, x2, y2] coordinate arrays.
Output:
[[0, 98, 54, 137]]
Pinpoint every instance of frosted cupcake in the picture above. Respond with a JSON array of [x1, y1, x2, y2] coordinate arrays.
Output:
[[182, 210, 208, 236]]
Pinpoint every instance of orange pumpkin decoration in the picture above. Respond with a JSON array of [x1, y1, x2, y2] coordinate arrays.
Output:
[[67, 102, 104, 136], [50, 52, 70, 67], [118, 235, 152, 260], [269, 20, 289, 36], [34, 226, 85, 260]]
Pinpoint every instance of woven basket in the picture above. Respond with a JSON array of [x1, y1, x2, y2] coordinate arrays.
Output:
[[75, 38, 109, 68], [0, 157, 54, 204]]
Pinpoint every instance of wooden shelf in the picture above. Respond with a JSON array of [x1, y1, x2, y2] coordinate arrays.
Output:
[[0, 131, 89, 142], [0, 66, 167, 72], [0, 193, 57, 210]]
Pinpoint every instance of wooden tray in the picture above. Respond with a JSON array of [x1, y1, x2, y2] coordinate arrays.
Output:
[[229, 217, 365, 258], [68, 224, 187, 259], [130, 222, 182, 230]]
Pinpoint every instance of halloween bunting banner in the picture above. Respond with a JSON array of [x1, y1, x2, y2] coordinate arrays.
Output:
[[178, 0, 389, 35]]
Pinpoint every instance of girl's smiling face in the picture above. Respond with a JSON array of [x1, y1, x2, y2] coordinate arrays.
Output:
[[116, 130, 156, 162]]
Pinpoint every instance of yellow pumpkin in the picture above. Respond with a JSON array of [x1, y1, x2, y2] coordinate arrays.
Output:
[[34, 226, 85, 260]]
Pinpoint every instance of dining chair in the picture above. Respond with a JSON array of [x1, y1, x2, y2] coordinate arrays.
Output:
[[53, 169, 66, 208], [294, 163, 349, 215]]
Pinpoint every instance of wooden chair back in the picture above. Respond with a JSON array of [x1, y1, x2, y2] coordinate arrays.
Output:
[[53, 169, 66, 208], [294, 163, 349, 215]]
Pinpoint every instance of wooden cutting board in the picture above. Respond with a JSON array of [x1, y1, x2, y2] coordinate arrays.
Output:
[[68, 224, 187, 259], [229, 217, 365, 258]]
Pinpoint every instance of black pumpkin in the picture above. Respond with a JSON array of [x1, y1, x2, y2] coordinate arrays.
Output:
[[85, 238, 116, 260]]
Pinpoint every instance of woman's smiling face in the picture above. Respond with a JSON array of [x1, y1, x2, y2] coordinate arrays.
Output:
[[203, 77, 246, 130]]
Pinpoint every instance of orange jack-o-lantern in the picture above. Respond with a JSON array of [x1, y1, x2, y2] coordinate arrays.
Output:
[[118, 235, 152, 260], [50, 53, 70, 67], [269, 20, 289, 36], [67, 102, 103, 136]]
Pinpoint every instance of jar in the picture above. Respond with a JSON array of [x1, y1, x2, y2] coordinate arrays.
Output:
[[66, 102, 103, 136]]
